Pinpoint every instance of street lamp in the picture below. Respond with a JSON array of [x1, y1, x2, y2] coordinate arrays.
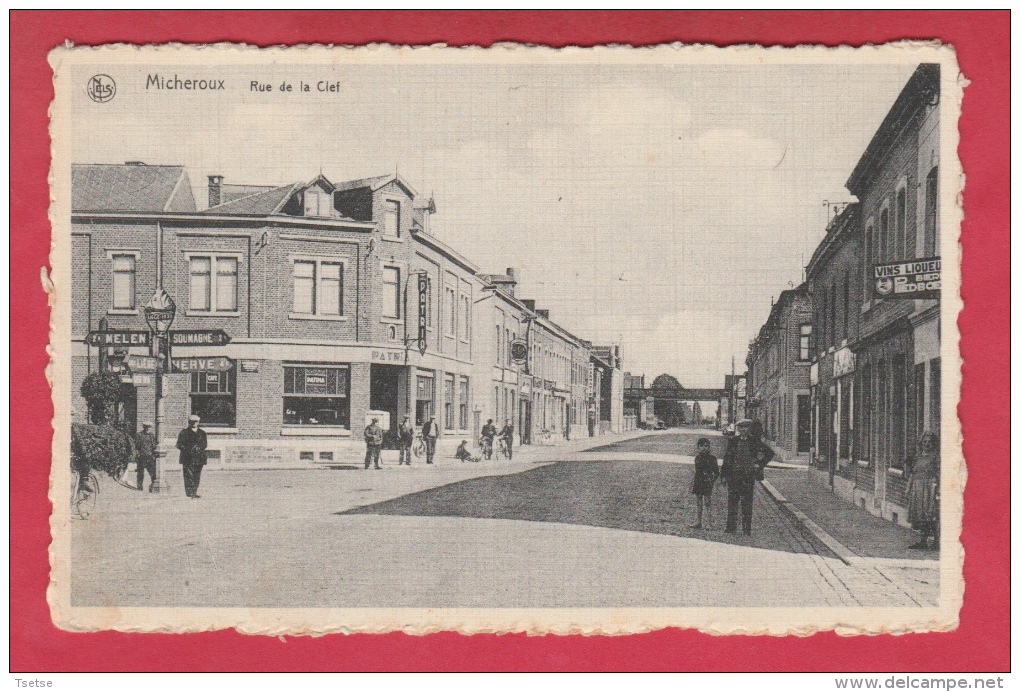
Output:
[[143, 287, 176, 493]]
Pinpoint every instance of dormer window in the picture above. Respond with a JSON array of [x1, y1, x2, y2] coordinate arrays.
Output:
[[304, 187, 332, 217], [383, 200, 400, 238]]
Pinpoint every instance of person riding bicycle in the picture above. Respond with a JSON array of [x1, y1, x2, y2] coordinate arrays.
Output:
[[480, 419, 497, 460], [499, 420, 515, 460]]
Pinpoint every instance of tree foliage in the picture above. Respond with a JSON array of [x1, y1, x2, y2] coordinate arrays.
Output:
[[71, 422, 135, 478], [79, 371, 124, 423], [651, 373, 683, 392]]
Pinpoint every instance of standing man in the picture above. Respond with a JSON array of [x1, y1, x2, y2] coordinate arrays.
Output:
[[364, 417, 383, 470], [480, 418, 497, 460], [398, 416, 415, 466], [721, 418, 774, 535], [500, 419, 515, 460], [176, 414, 208, 499], [135, 422, 157, 492], [422, 415, 439, 465]]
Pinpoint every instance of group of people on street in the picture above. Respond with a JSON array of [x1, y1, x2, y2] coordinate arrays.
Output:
[[688, 419, 774, 535], [132, 414, 209, 498], [687, 418, 940, 549]]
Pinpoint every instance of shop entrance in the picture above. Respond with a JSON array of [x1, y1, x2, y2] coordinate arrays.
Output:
[[370, 364, 401, 443], [797, 395, 812, 453], [520, 401, 532, 445]]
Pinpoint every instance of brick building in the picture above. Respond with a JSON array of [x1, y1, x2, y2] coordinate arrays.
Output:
[[842, 63, 942, 525], [745, 283, 813, 461], [71, 163, 610, 467]]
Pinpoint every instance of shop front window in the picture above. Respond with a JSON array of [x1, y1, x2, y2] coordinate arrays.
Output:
[[283, 365, 350, 427], [190, 370, 236, 427]]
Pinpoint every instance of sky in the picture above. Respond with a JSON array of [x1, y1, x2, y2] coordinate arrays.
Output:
[[71, 59, 919, 387]]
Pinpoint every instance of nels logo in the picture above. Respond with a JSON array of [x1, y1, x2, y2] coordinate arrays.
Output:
[[87, 74, 116, 103]]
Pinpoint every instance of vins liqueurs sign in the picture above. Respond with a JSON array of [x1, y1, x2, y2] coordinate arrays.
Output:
[[417, 274, 429, 355], [873, 257, 941, 299]]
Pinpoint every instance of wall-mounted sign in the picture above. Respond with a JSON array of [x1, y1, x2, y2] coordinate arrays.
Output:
[[510, 339, 528, 364], [170, 329, 232, 346], [240, 359, 260, 373], [371, 349, 404, 364], [873, 257, 940, 299], [417, 274, 429, 355], [85, 330, 150, 347], [131, 374, 153, 387], [171, 356, 234, 373]]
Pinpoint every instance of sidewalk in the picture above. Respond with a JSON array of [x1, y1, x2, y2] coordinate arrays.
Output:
[[764, 467, 935, 563]]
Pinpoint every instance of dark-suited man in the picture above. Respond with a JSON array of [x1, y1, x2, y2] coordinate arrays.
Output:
[[135, 422, 157, 492], [721, 418, 775, 535], [176, 415, 208, 498], [364, 417, 384, 470], [422, 416, 439, 465]]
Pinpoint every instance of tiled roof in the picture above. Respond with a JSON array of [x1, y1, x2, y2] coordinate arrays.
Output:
[[332, 174, 391, 192], [204, 183, 300, 215], [221, 184, 278, 204], [72, 163, 196, 212]]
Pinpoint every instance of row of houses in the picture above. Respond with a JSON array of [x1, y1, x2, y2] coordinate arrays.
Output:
[[745, 63, 943, 526], [70, 164, 624, 466]]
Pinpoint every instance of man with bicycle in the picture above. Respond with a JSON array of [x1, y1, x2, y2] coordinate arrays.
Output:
[[499, 419, 515, 460], [480, 418, 497, 460]]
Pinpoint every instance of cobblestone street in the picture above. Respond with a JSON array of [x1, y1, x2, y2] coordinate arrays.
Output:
[[68, 432, 938, 610]]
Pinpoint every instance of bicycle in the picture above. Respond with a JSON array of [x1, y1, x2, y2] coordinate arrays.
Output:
[[71, 465, 100, 520], [479, 436, 494, 460], [494, 436, 510, 461]]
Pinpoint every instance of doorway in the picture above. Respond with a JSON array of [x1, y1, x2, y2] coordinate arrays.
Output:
[[370, 364, 401, 444], [520, 401, 532, 445], [797, 395, 811, 453]]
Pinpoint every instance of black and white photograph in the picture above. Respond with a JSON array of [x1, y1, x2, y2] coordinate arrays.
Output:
[[47, 43, 962, 634]]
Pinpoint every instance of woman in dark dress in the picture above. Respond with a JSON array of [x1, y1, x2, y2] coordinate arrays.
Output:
[[906, 431, 940, 550]]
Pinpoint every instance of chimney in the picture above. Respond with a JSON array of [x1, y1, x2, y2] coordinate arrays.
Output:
[[536, 309, 550, 319], [521, 299, 536, 312], [208, 175, 224, 208]]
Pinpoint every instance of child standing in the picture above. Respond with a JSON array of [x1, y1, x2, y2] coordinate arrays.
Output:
[[690, 437, 720, 529]]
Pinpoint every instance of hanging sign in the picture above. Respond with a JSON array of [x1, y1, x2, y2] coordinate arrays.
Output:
[[873, 257, 941, 299], [510, 339, 529, 364], [417, 274, 429, 355], [143, 288, 177, 334]]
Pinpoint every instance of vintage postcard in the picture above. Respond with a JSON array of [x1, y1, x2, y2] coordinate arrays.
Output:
[[47, 42, 963, 635]]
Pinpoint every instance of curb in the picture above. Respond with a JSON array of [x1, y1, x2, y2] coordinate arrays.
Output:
[[760, 479, 859, 566]]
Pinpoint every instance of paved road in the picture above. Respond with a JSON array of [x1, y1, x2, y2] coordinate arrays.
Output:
[[69, 432, 937, 609]]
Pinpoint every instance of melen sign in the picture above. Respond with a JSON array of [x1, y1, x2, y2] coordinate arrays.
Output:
[[873, 257, 940, 299]]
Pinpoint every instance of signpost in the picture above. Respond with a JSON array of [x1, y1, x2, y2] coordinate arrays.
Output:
[[169, 329, 232, 347], [171, 356, 235, 373], [85, 330, 150, 347], [873, 257, 941, 299], [143, 288, 176, 494]]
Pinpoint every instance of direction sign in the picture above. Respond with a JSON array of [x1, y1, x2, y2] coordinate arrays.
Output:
[[169, 329, 232, 347], [171, 356, 235, 373], [126, 354, 160, 372], [86, 330, 151, 347]]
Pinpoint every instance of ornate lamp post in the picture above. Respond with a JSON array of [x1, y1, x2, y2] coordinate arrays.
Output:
[[143, 288, 176, 493]]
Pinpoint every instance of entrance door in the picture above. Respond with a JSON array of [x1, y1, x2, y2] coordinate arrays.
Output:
[[520, 401, 532, 445], [797, 395, 811, 453], [118, 383, 138, 432], [370, 364, 401, 445]]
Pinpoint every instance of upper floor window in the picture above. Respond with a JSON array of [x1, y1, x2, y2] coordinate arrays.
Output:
[[459, 293, 470, 341], [895, 186, 907, 259], [444, 285, 456, 336], [383, 200, 400, 238], [304, 188, 332, 217], [879, 207, 890, 263], [924, 166, 939, 256], [189, 255, 237, 313], [799, 324, 812, 361], [293, 259, 343, 317], [865, 223, 874, 266], [382, 267, 401, 319], [111, 253, 136, 310]]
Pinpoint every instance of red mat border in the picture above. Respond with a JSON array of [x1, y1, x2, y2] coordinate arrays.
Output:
[[10, 10, 1009, 672]]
